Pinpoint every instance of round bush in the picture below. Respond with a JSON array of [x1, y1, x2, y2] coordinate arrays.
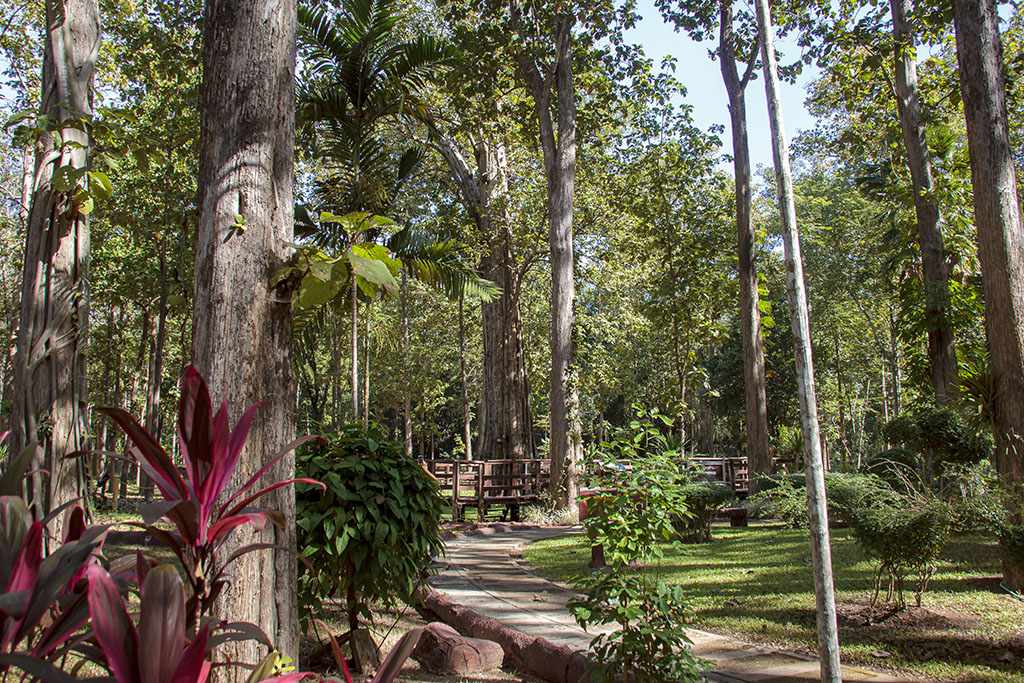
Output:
[[296, 424, 444, 629]]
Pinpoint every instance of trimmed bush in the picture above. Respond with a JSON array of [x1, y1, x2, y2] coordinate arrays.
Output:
[[296, 423, 444, 630], [674, 482, 734, 542]]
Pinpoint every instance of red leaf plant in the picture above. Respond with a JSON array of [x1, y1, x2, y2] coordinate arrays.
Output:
[[97, 365, 324, 630]]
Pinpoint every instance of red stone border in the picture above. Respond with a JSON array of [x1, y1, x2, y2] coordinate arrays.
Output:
[[418, 585, 591, 683]]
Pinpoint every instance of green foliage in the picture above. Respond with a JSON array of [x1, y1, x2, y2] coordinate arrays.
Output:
[[296, 423, 444, 628], [884, 407, 992, 471], [570, 574, 702, 683], [830, 475, 951, 608], [674, 482, 734, 543], [582, 407, 690, 567], [571, 406, 703, 681]]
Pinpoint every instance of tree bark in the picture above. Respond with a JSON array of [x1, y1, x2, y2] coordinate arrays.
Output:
[[362, 301, 370, 427], [459, 293, 473, 460], [350, 276, 359, 422], [719, 0, 771, 495], [194, 0, 299, 669], [755, 0, 841, 677], [11, 0, 99, 540], [890, 0, 958, 403], [516, 12, 582, 509], [952, 0, 1024, 592], [402, 271, 413, 457], [141, 237, 168, 502], [433, 132, 533, 461]]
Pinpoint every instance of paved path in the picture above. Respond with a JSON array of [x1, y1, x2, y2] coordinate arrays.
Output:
[[429, 524, 913, 683]]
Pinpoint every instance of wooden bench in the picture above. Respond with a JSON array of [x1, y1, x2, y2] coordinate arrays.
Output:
[[421, 459, 551, 520]]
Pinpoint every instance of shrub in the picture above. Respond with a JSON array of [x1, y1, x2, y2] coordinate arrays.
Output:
[[830, 474, 951, 608], [673, 482, 734, 543], [571, 406, 703, 682], [296, 423, 444, 631]]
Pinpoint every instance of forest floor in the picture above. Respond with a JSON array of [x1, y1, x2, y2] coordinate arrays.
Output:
[[524, 522, 1024, 683]]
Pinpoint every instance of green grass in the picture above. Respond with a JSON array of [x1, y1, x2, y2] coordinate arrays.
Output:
[[524, 523, 1024, 682]]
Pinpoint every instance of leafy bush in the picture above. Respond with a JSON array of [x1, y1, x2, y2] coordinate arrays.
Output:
[[749, 473, 869, 528], [829, 474, 951, 608], [570, 573, 702, 683], [673, 482, 734, 543], [296, 423, 444, 630], [571, 406, 703, 682], [884, 407, 992, 475]]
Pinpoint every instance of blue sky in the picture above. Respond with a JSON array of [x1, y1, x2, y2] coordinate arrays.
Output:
[[626, 0, 821, 173]]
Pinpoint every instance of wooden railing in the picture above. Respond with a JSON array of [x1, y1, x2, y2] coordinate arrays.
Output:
[[420, 458, 551, 520]]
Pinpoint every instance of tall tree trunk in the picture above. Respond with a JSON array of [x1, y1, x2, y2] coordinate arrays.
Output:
[[517, 13, 582, 509], [719, 1, 771, 494], [362, 301, 370, 427], [433, 132, 532, 461], [350, 278, 359, 422], [194, 0, 298, 669], [11, 0, 99, 540], [459, 293, 473, 460], [952, 0, 1024, 592], [755, 0, 841, 677], [402, 272, 412, 457], [141, 237, 168, 502], [331, 310, 344, 428], [891, 0, 958, 403]]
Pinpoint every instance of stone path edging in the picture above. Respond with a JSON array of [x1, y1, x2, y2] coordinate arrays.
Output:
[[426, 524, 916, 683]]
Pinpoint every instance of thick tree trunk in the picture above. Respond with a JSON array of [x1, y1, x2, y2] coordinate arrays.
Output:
[[891, 0, 958, 403], [11, 0, 99, 540], [517, 14, 582, 509], [755, 0, 842, 677], [952, 0, 1024, 592], [194, 0, 298, 669], [719, 1, 771, 494], [433, 132, 533, 461]]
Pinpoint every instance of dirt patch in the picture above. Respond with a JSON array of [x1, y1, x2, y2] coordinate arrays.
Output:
[[837, 599, 981, 631]]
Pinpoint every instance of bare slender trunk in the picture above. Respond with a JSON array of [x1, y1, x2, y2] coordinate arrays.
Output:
[[362, 301, 370, 428], [194, 0, 299, 668], [755, 0, 841, 676], [719, 0, 771, 494], [460, 293, 472, 460], [141, 237, 168, 502], [891, 0, 958, 403], [350, 277, 358, 422], [11, 0, 99, 540], [952, 0, 1024, 592], [402, 272, 412, 457]]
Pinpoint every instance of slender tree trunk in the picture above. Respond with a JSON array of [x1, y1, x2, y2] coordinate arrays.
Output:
[[755, 0, 841, 677], [11, 0, 99, 540], [516, 12, 582, 508], [350, 277, 359, 422], [952, 0, 1024, 592], [194, 0, 299, 669], [402, 271, 412, 457], [460, 293, 472, 460], [891, 0, 958, 403], [331, 310, 343, 428], [719, 1, 771, 494], [362, 301, 370, 428], [141, 237, 168, 502]]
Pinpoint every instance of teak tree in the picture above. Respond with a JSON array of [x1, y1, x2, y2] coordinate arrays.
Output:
[[193, 0, 300, 670], [952, 0, 1024, 593], [511, 0, 583, 509], [658, 0, 772, 493], [11, 0, 100, 540]]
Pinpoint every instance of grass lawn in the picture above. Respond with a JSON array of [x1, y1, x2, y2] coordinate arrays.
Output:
[[523, 523, 1024, 682]]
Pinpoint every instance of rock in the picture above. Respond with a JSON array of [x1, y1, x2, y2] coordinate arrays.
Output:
[[412, 622, 505, 675]]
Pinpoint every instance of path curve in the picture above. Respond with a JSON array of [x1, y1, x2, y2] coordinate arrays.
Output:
[[428, 523, 913, 683]]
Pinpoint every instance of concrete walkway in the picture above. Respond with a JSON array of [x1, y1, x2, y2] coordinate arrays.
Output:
[[429, 524, 913, 683]]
